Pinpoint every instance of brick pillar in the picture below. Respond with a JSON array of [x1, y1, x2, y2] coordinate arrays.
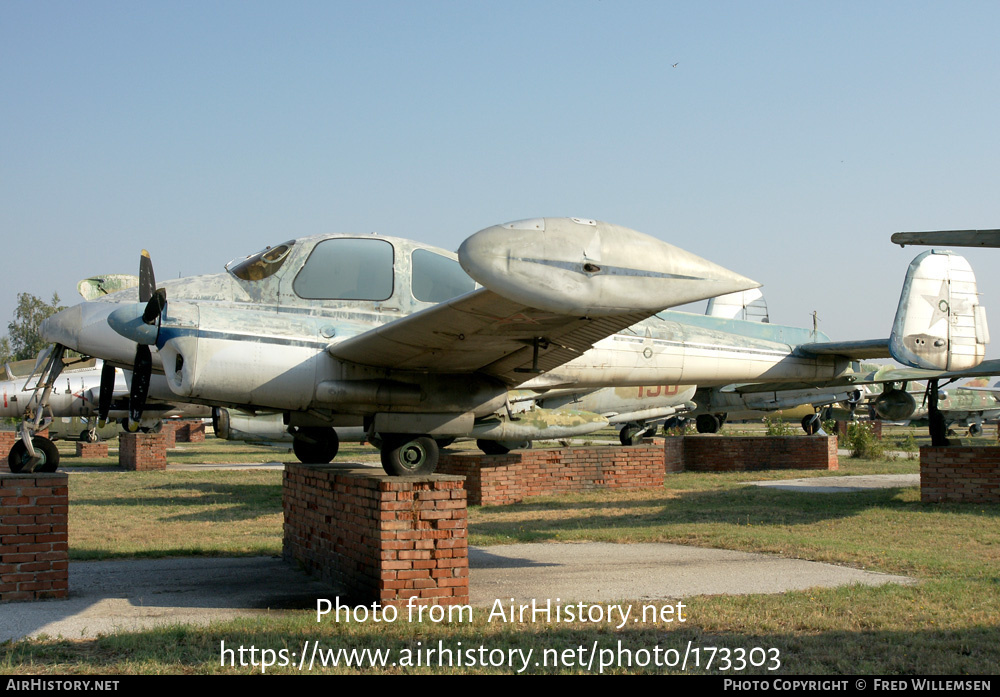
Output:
[[159, 421, 180, 449], [75, 441, 109, 458], [283, 465, 468, 606], [437, 444, 666, 506], [663, 438, 685, 473], [682, 435, 838, 471], [0, 473, 68, 601], [920, 446, 1000, 503], [177, 421, 205, 443], [119, 433, 167, 471], [0, 431, 18, 459]]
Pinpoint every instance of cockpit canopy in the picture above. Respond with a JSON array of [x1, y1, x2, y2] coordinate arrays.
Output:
[[226, 235, 476, 307]]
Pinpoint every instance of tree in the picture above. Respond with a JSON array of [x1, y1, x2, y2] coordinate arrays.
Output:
[[6, 293, 65, 362]]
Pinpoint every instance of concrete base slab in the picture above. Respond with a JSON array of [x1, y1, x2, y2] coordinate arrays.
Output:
[[3, 543, 915, 643], [753, 474, 919, 493], [469, 542, 914, 603]]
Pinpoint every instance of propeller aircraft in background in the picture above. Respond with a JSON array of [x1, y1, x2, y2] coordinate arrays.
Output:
[[27, 219, 990, 475]]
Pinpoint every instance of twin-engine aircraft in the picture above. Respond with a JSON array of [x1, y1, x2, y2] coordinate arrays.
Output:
[[33, 217, 989, 475]]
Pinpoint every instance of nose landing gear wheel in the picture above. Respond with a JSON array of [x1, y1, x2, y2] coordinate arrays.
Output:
[[8, 436, 60, 473]]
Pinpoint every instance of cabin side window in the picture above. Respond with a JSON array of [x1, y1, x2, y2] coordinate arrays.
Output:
[[293, 238, 395, 300], [410, 249, 476, 303]]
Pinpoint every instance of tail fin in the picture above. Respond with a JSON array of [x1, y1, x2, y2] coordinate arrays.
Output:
[[889, 250, 989, 371], [705, 288, 770, 323]]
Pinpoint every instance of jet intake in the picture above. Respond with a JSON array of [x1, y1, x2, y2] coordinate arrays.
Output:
[[873, 388, 917, 421]]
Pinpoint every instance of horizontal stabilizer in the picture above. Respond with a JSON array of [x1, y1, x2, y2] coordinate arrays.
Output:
[[892, 230, 1000, 248]]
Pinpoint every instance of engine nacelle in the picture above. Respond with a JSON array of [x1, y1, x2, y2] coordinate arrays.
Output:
[[873, 388, 917, 421]]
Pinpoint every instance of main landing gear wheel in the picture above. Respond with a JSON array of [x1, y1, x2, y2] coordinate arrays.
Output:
[[292, 427, 340, 464], [695, 414, 721, 434], [801, 414, 821, 435], [620, 425, 644, 446], [8, 436, 60, 473], [381, 435, 439, 476], [969, 423, 983, 437]]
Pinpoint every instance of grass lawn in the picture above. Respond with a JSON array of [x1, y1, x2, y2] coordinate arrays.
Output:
[[2, 429, 998, 674]]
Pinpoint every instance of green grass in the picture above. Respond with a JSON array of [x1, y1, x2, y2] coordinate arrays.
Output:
[[4, 429, 999, 674]]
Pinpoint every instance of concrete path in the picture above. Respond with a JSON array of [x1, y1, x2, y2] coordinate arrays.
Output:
[[3, 544, 914, 643]]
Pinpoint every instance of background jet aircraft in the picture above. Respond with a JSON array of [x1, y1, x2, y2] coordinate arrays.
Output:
[[35, 221, 988, 474], [3, 355, 211, 472]]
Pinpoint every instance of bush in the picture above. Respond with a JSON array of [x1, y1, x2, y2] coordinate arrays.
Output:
[[763, 414, 792, 436], [848, 421, 885, 459]]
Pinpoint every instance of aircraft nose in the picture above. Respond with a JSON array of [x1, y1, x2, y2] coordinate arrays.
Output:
[[40, 305, 82, 347], [40, 301, 143, 365]]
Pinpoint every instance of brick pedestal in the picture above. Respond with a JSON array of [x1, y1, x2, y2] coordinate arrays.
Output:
[[119, 433, 167, 471], [0, 473, 68, 601], [682, 435, 838, 472], [176, 421, 206, 443], [920, 446, 1000, 503], [283, 465, 468, 606], [75, 441, 109, 458], [437, 443, 665, 506], [0, 431, 17, 458]]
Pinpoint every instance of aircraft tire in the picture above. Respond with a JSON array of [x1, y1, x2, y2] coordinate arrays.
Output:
[[801, 414, 820, 435], [969, 423, 983, 437], [695, 414, 720, 434], [381, 435, 439, 476], [8, 437, 60, 473], [619, 425, 643, 446], [292, 427, 340, 464]]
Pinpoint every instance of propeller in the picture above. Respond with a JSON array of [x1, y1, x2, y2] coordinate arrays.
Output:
[[106, 250, 166, 431], [96, 361, 115, 427]]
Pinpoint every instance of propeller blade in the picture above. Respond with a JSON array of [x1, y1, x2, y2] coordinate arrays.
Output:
[[142, 288, 167, 324], [97, 362, 115, 427], [129, 344, 152, 429], [139, 250, 156, 304]]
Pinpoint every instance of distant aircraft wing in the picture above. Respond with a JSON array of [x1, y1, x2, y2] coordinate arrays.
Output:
[[796, 339, 891, 360], [848, 359, 1000, 385], [328, 218, 760, 387]]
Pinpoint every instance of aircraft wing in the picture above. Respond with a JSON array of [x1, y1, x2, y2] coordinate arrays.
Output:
[[327, 287, 652, 385], [328, 218, 760, 387]]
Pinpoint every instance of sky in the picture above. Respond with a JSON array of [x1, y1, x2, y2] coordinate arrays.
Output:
[[3, 1, 999, 359]]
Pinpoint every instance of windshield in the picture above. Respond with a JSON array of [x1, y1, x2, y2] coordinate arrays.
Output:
[[227, 241, 295, 281]]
